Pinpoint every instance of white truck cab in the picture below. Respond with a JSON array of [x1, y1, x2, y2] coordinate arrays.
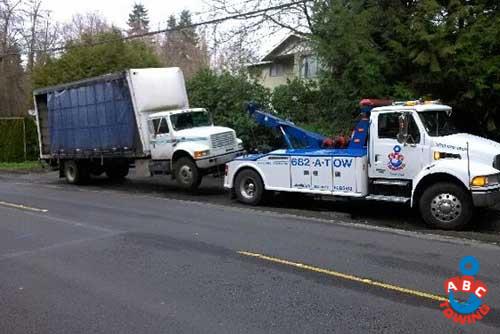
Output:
[[224, 100, 500, 229], [146, 108, 243, 189]]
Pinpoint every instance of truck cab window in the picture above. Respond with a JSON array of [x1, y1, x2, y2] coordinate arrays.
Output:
[[407, 115, 421, 144], [157, 118, 169, 135], [171, 111, 212, 131], [152, 119, 161, 135], [378, 113, 400, 139], [151, 118, 169, 135], [378, 112, 420, 144]]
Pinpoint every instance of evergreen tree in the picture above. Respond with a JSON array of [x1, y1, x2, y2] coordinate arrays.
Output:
[[127, 3, 150, 35], [167, 15, 176, 30], [160, 10, 208, 79], [178, 10, 197, 45]]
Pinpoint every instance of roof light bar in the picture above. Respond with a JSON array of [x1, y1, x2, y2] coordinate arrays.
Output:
[[393, 99, 442, 106], [359, 99, 393, 107]]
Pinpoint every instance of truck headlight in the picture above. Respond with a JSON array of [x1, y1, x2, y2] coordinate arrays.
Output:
[[471, 174, 500, 187], [194, 150, 210, 159]]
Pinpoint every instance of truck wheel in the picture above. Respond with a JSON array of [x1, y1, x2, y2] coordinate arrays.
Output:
[[234, 169, 264, 205], [419, 182, 473, 230], [105, 163, 129, 181], [174, 157, 201, 191], [64, 160, 89, 185]]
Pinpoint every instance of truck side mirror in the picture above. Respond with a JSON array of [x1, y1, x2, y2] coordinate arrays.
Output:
[[397, 113, 409, 144]]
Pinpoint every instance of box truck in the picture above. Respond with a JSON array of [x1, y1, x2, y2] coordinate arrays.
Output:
[[34, 68, 243, 190]]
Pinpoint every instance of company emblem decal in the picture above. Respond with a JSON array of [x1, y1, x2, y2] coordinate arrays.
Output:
[[388, 145, 405, 171], [440, 256, 490, 325]]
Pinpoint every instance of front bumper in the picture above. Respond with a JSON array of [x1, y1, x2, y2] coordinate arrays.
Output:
[[196, 149, 244, 169], [472, 186, 500, 207]]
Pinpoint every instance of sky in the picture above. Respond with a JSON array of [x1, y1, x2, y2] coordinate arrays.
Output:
[[40, 0, 284, 59], [43, 0, 208, 30]]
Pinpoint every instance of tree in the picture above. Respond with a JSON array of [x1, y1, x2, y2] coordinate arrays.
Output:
[[62, 12, 110, 42], [0, 0, 27, 117], [311, 0, 500, 139], [33, 29, 160, 88], [158, 10, 209, 79], [127, 3, 149, 36]]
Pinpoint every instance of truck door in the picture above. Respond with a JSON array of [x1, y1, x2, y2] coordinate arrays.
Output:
[[310, 157, 333, 192], [290, 156, 334, 192], [256, 153, 291, 189], [369, 111, 423, 180], [290, 156, 312, 190], [150, 117, 174, 160]]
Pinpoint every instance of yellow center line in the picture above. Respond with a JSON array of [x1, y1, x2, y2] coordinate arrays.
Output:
[[0, 200, 48, 213], [238, 251, 448, 303]]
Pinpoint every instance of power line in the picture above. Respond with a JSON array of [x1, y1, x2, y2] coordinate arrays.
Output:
[[0, 0, 311, 59]]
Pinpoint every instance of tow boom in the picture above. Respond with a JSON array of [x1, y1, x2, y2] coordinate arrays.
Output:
[[246, 103, 326, 149]]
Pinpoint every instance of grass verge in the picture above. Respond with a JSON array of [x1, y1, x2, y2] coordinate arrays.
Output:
[[0, 161, 44, 172]]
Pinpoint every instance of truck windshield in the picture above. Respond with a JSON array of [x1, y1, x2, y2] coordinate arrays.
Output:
[[418, 110, 459, 137], [170, 111, 212, 131]]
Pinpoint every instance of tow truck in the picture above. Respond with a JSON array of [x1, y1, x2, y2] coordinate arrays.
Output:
[[224, 100, 500, 229]]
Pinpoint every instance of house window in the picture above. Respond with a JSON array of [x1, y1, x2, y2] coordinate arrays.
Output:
[[300, 55, 319, 78], [269, 63, 285, 77]]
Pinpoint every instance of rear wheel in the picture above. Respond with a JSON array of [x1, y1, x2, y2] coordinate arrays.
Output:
[[105, 162, 129, 181], [419, 182, 473, 230], [234, 169, 264, 205], [64, 160, 89, 185], [174, 157, 201, 191]]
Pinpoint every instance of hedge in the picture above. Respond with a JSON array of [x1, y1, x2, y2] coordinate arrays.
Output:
[[0, 118, 39, 162]]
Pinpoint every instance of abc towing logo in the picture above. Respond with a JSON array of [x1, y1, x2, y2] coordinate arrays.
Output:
[[388, 145, 405, 171], [440, 256, 490, 325]]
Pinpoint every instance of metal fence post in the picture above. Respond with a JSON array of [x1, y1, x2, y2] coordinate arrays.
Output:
[[23, 118, 27, 161]]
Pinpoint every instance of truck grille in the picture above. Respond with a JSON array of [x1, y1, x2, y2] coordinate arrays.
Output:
[[494, 155, 500, 170], [211, 132, 235, 149]]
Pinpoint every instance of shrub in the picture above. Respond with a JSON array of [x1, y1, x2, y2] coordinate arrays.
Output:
[[187, 69, 277, 151], [0, 118, 39, 162]]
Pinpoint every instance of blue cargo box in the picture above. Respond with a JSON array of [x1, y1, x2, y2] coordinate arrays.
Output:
[[34, 73, 141, 158]]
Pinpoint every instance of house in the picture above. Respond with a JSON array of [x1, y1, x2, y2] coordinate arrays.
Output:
[[246, 34, 319, 90]]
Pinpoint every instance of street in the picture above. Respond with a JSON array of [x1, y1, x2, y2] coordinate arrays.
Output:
[[0, 172, 499, 333]]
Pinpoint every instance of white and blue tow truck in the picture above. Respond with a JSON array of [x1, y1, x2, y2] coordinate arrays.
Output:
[[224, 100, 500, 229]]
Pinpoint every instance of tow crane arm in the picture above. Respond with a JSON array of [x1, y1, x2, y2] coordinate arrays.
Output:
[[246, 103, 326, 149]]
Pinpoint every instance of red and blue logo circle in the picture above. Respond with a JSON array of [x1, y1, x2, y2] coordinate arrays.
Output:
[[388, 145, 406, 171]]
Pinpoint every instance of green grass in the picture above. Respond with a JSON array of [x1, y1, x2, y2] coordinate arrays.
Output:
[[0, 161, 43, 171]]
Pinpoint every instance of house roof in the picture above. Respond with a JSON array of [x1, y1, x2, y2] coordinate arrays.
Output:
[[260, 34, 311, 62]]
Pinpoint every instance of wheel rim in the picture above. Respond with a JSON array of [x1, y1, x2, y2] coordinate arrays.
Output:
[[240, 177, 257, 200], [430, 193, 462, 223], [179, 165, 193, 184]]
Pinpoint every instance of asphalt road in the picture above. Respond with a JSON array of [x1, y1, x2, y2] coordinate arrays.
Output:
[[0, 171, 499, 333]]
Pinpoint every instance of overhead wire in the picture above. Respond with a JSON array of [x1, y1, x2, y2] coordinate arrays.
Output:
[[0, 0, 311, 59]]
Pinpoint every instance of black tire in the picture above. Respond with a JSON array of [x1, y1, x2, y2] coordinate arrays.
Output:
[[89, 164, 105, 177], [105, 162, 129, 181], [64, 160, 89, 185], [234, 169, 264, 205], [419, 182, 473, 230], [174, 157, 201, 191]]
